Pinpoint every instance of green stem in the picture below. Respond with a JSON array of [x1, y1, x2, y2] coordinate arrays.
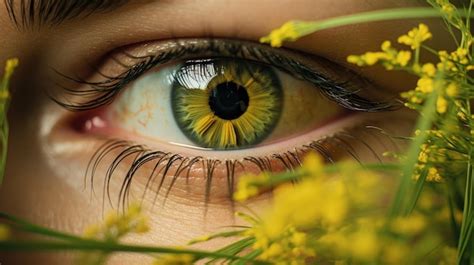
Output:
[[267, 8, 473, 43], [457, 158, 474, 264], [0, 240, 267, 264], [389, 76, 440, 217], [0, 212, 86, 242]]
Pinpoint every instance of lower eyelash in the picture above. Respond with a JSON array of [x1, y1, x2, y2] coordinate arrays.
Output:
[[85, 122, 405, 213]]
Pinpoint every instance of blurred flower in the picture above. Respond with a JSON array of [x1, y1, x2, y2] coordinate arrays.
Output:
[[397, 23, 432, 50]]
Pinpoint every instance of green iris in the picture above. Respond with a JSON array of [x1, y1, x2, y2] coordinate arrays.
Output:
[[171, 59, 282, 149]]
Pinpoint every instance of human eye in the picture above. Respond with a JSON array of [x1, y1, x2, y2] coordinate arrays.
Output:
[[47, 38, 396, 207]]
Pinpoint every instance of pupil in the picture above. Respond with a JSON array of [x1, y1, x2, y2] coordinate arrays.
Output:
[[209, 81, 250, 120]]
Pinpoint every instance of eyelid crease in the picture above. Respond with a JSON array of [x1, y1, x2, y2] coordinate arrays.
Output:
[[51, 38, 397, 113]]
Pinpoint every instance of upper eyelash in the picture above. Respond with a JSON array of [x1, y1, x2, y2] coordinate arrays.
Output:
[[52, 38, 397, 113]]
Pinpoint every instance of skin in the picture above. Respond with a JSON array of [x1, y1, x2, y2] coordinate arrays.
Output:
[[0, 0, 455, 264]]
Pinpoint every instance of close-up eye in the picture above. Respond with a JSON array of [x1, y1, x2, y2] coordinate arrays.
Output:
[[71, 39, 362, 154], [46, 38, 398, 209], [1, 0, 471, 264]]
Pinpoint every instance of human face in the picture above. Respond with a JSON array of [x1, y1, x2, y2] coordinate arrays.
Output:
[[0, 0, 453, 264]]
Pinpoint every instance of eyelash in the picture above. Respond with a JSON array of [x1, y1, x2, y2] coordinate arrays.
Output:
[[52, 39, 396, 209], [88, 124, 393, 211], [52, 39, 395, 112]]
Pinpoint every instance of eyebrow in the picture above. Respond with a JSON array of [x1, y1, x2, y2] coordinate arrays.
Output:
[[4, 0, 129, 29]]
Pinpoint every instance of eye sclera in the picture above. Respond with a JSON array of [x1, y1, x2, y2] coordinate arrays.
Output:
[[80, 109, 367, 161]]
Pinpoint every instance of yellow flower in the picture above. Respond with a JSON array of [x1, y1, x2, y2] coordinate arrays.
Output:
[[398, 23, 432, 50], [153, 254, 194, 265], [391, 214, 426, 235], [396, 50, 411, 66], [446, 82, 458, 97], [301, 152, 323, 177], [381, 40, 392, 51], [436, 0, 456, 17], [451, 47, 469, 64], [418, 144, 429, 163], [382, 243, 410, 264], [0, 224, 10, 241], [260, 21, 314, 47], [82, 202, 150, 240], [83, 224, 101, 239], [233, 172, 269, 202], [261, 243, 284, 259], [290, 231, 307, 246], [436, 96, 448, 114], [1, 58, 19, 99], [349, 229, 379, 261], [427, 167, 443, 182], [250, 225, 315, 263], [3, 58, 19, 80], [415, 77, 434, 93], [437, 50, 457, 71], [421, 63, 436, 77]]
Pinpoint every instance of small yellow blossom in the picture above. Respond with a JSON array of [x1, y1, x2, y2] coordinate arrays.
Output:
[[261, 242, 284, 259], [290, 231, 307, 246], [1, 58, 19, 99], [3, 58, 19, 81], [396, 50, 412, 66], [398, 23, 432, 50], [382, 243, 410, 264], [82, 203, 150, 240], [437, 50, 457, 71], [451, 48, 469, 64], [0, 224, 10, 241], [391, 214, 426, 235], [347, 52, 387, 66], [349, 229, 379, 261], [83, 224, 101, 239], [153, 254, 195, 265], [436, 96, 448, 114], [260, 21, 315, 47], [421, 63, 436, 77], [436, 0, 456, 17], [233, 172, 269, 202], [381, 40, 391, 51], [446, 82, 458, 97], [415, 77, 434, 93], [418, 144, 429, 163], [427, 167, 443, 182], [301, 152, 323, 177]]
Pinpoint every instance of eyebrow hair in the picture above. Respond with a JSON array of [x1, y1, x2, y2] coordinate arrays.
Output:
[[4, 0, 129, 29]]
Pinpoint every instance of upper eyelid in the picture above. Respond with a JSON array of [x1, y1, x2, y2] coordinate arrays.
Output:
[[52, 38, 396, 112]]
